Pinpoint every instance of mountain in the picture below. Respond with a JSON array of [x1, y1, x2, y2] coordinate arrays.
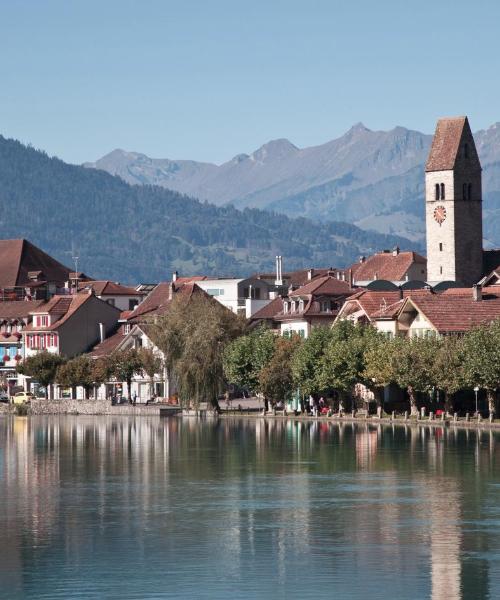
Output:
[[85, 122, 500, 246], [0, 135, 418, 283]]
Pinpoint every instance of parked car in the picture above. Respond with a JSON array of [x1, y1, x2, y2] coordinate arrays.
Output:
[[0, 392, 9, 403], [12, 391, 35, 404]]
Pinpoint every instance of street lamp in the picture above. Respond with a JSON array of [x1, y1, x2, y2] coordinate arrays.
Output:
[[474, 386, 480, 416]]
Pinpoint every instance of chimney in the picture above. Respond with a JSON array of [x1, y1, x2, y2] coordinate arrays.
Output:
[[472, 284, 482, 302], [172, 271, 178, 282], [349, 269, 353, 288], [169, 281, 175, 300], [307, 268, 314, 281], [374, 272, 378, 280], [99, 322, 105, 343], [275, 256, 283, 286], [393, 246, 400, 256]]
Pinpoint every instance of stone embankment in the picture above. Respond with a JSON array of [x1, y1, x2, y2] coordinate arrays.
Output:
[[0, 398, 181, 416]]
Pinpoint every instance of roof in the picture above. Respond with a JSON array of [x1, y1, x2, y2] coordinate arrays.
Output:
[[249, 296, 283, 321], [90, 324, 127, 358], [289, 275, 352, 297], [351, 251, 426, 283], [78, 280, 144, 296], [341, 289, 405, 320], [0, 300, 44, 320], [126, 281, 207, 323], [0, 239, 72, 289], [404, 287, 500, 333], [25, 293, 119, 331], [425, 116, 478, 172]]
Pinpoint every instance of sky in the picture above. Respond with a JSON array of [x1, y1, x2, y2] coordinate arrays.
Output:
[[1, 0, 499, 165]]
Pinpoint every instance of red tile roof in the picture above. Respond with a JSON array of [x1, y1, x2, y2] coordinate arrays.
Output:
[[25, 293, 95, 331], [351, 251, 426, 282], [90, 324, 128, 358], [249, 296, 283, 321], [425, 116, 469, 172], [0, 239, 72, 289], [341, 289, 404, 320], [0, 300, 44, 319], [289, 275, 352, 297]]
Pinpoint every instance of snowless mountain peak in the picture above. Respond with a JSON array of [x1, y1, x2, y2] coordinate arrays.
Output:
[[250, 138, 299, 162]]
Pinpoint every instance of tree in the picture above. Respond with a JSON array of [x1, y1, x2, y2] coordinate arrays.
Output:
[[137, 347, 164, 399], [150, 291, 245, 412], [259, 336, 302, 405], [17, 351, 66, 399], [318, 322, 382, 405], [392, 336, 439, 416], [56, 355, 96, 399], [109, 348, 144, 401], [363, 335, 400, 407], [431, 335, 465, 414], [223, 326, 276, 395], [462, 320, 500, 417], [291, 326, 334, 397]]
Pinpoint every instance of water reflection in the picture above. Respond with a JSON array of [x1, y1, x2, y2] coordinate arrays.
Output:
[[0, 417, 499, 599]]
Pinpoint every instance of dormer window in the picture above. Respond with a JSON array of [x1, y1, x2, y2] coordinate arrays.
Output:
[[124, 323, 131, 334], [464, 143, 469, 159], [283, 301, 288, 314], [298, 300, 304, 312], [35, 315, 49, 328]]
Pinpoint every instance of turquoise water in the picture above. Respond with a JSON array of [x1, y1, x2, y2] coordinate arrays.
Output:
[[0, 416, 500, 599]]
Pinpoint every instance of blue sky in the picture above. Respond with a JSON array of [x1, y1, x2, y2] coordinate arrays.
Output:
[[1, 0, 499, 164]]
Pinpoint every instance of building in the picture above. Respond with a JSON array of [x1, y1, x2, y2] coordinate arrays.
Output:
[[195, 276, 272, 317], [425, 116, 484, 286], [0, 300, 44, 392], [349, 248, 427, 286], [78, 280, 145, 311], [24, 291, 121, 359], [274, 275, 354, 338], [336, 288, 406, 325], [0, 239, 73, 301]]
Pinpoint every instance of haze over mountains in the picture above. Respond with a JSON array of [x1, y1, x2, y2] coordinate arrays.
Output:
[[85, 122, 500, 247], [0, 135, 415, 283]]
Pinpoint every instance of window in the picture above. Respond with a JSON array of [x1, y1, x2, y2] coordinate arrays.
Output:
[[440, 183, 445, 200], [106, 299, 116, 306], [464, 143, 469, 159], [468, 183, 472, 200], [128, 299, 138, 311], [35, 315, 48, 327], [435, 183, 440, 200], [124, 323, 131, 334], [439, 243, 443, 252], [283, 302, 288, 314], [298, 300, 304, 312], [440, 266, 443, 275], [463, 183, 467, 200], [207, 288, 224, 296]]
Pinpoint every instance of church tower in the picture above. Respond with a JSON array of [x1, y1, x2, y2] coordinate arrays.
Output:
[[425, 116, 483, 286]]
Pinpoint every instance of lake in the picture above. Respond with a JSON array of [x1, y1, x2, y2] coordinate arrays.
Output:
[[0, 416, 499, 599]]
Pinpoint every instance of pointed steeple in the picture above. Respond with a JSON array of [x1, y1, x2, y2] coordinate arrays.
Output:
[[426, 116, 480, 172]]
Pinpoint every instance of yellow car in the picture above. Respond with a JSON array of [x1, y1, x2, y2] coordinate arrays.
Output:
[[12, 391, 35, 404]]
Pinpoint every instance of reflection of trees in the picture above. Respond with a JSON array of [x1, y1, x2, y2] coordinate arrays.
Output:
[[0, 418, 498, 597]]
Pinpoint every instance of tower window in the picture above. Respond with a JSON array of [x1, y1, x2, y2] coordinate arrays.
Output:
[[439, 243, 443, 251], [435, 183, 440, 200], [468, 183, 472, 200], [463, 183, 467, 200], [440, 183, 445, 200], [440, 266, 443, 275], [464, 143, 469, 159]]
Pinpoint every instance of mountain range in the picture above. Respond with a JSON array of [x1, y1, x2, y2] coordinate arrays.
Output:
[[85, 122, 500, 246], [0, 135, 416, 283]]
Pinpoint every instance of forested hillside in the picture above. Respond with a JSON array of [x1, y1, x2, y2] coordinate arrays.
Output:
[[0, 135, 420, 283]]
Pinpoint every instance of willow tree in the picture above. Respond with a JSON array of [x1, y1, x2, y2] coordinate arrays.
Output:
[[150, 291, 245, 412], [462, 319, 500, 417]]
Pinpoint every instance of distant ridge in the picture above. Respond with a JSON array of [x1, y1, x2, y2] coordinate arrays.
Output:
[[85, 122, 500, 247], [0, 134, 418, 283]]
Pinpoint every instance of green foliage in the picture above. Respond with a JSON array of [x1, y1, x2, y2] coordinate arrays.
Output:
[[109, 349, 144, 398], [319, 322, 382, 395], [0, 135, 418, 282], [259, 336, 302, 403], [150, 292, 245, 410], [462, 320, 500, 414], [17, 351, 66, 398], [431, 335, 465, 411], [56, 355, 96, 397], [223, 326, 276, 394], [291, 326, 335, 396]]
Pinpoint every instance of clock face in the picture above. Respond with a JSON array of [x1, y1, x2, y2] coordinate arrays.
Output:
[[433, 205, 447, 225]]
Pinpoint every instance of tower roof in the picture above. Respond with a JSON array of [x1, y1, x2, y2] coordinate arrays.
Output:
[[425, 116, 476, 172]]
